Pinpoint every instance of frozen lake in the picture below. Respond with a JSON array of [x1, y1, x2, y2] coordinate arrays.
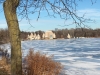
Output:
[[1, 38, 100, 75]]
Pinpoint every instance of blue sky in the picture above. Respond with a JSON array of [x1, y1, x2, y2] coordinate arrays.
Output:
[[0, 0, 100, 31]]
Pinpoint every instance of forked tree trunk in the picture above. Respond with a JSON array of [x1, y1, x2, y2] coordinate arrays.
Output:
[[3, 0, 22, 75]]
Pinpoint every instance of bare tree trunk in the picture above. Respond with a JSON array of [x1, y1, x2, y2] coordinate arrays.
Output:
[[3, 0, 22, 75]]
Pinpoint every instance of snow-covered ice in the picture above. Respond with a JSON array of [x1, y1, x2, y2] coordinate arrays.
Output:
[[0, 38, 100, 75]]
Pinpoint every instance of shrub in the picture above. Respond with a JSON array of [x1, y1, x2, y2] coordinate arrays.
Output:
[[0, 48, 11, 75], [0, 57, 11, 75], [23, 49, 63, 75]]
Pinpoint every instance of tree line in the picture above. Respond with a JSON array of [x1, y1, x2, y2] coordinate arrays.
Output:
[[0, 28, 9, 44], [21, 28, 100, 39], [0, 28, 100, 44], [53, 28, 100, 38]]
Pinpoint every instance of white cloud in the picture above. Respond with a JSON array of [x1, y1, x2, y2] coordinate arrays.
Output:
[[77, 9, 100, 20]]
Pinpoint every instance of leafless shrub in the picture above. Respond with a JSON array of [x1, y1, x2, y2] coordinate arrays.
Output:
[[23, 49, 64, 75], [0, 57, 11, 75]]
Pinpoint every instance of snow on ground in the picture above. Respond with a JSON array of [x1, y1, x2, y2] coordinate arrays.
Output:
[[0, 38, 100, 75]]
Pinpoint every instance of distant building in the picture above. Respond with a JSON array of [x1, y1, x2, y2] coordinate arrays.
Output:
[[34, 33, 36, 39], [27, 30, 56, 40], [35, 34, 41, 40], [43, 30, 56, 39], [53, 33, 56, 39], [27, 33, 34, 40], [67, 33, 71, 39]]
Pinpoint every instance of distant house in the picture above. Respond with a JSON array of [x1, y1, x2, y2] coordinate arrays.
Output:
[[35, 34, 41, 40], [27, 33, 41, 40], [33, 33, 36, 39], [43, 30, 56, 39], [27, 33, 34, 40], [53, 33, 56, 39], [67, 33, 71, 39], [27, 30, 56, 40]]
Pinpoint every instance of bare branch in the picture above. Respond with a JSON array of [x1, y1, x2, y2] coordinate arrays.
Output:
[[0, 0, 97, 29]]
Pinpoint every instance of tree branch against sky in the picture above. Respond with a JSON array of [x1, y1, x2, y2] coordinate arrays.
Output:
[[0, 0, 100, 31], [17, 0, 97, 28]]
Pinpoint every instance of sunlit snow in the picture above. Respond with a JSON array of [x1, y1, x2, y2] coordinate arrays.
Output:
[[0, 38, 100, 75]]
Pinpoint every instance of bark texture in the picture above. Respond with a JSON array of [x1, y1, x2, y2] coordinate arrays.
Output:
[[3, 0, 22, 75]]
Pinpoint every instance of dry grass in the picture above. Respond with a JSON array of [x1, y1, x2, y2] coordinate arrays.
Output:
[[23, 49, 64, 75], [0, 57, 11, 75], [0, 48, 64, 75]]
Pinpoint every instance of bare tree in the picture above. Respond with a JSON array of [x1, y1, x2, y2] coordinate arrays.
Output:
[[0, 0, 96, 75]]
